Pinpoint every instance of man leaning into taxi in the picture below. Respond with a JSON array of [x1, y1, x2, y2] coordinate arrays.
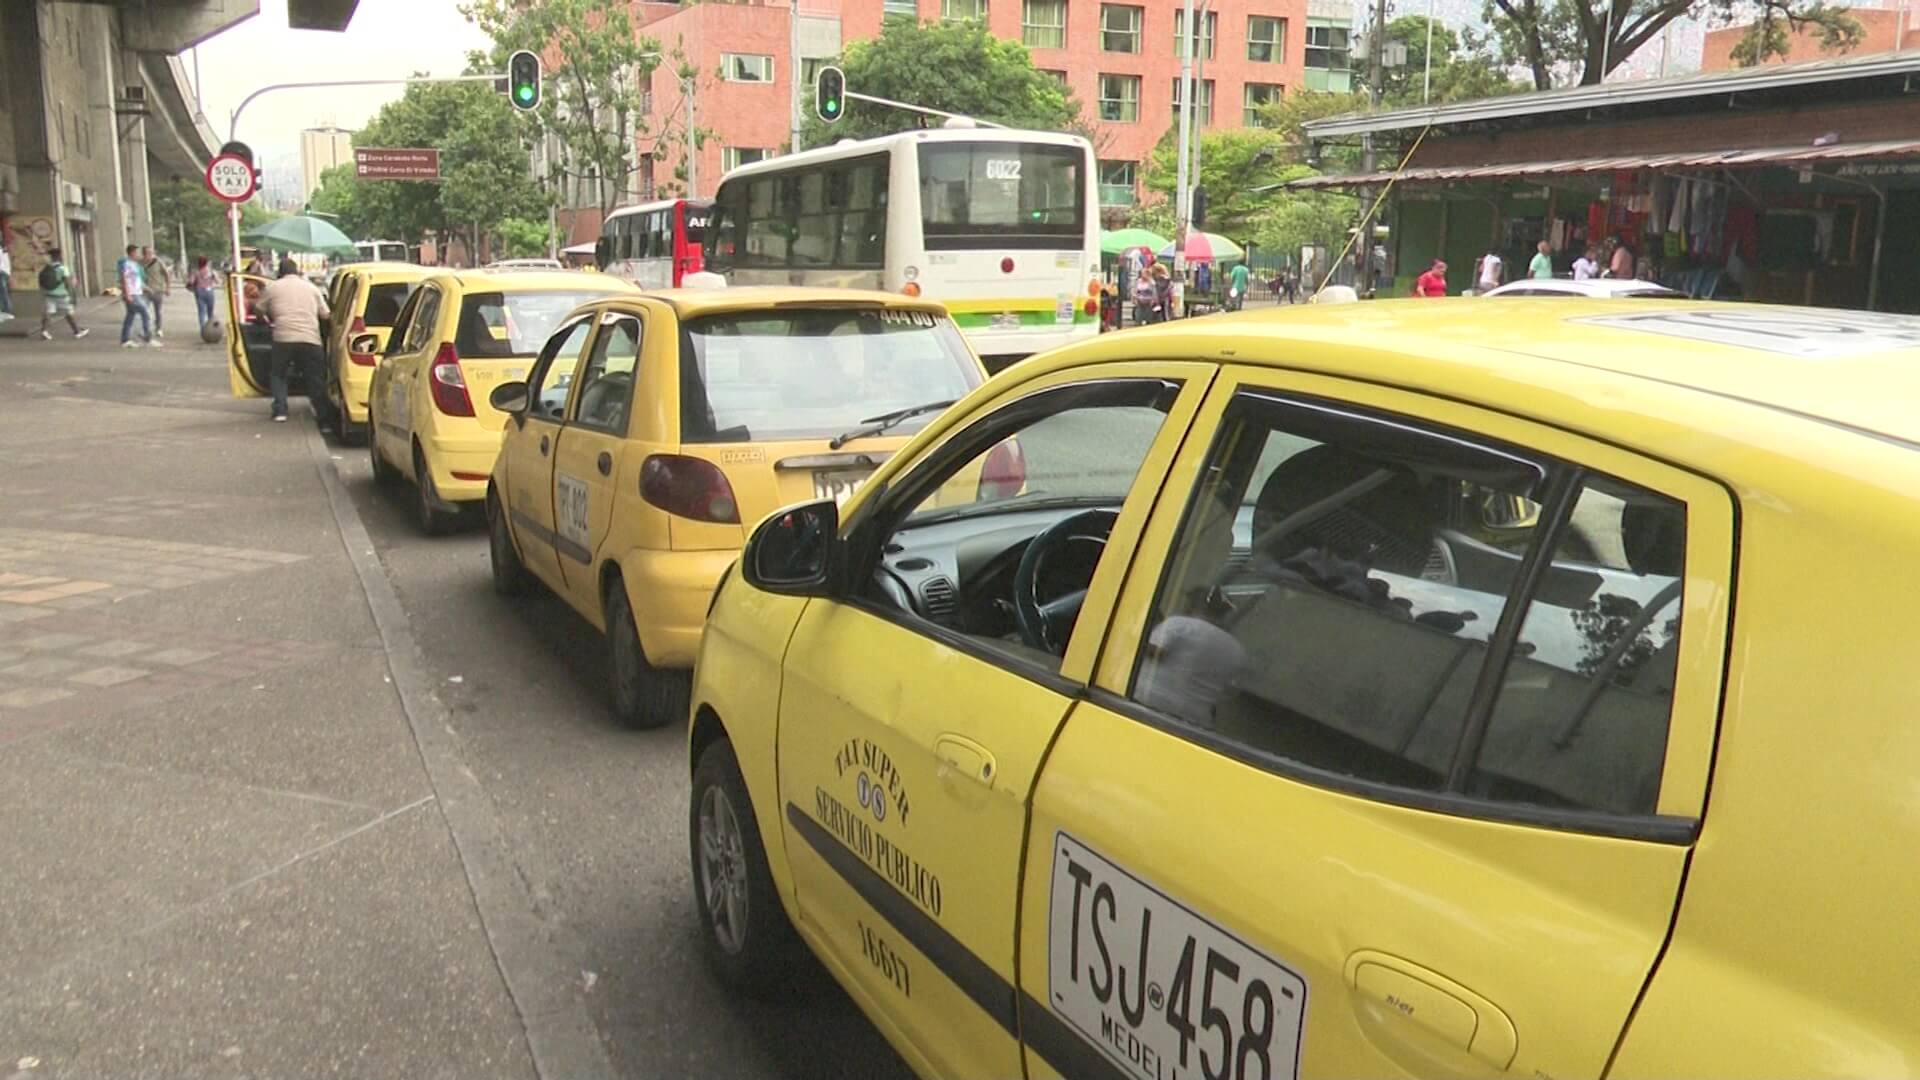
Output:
[[255, 258, 335, 427]]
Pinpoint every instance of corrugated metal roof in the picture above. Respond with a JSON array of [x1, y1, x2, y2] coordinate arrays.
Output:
[[1287, 138, 1920, 188], [1303, 48, 1920, 140]]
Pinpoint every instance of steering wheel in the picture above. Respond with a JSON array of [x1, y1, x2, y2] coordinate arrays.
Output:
[[1013, 509, 1119, 654]]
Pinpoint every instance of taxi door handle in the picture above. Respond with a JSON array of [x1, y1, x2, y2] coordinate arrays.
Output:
[[1345, 951, 1516, 1069], [539, 434, 550, 456], [596, 451, 613, 476], [934, 734, 996, 787]]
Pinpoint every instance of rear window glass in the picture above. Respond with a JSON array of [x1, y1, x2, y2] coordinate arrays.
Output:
[[363, 283, 416, 327], [919, 143, 1085, 248], [455, 291, 602, 358], [679, 308, 981, 443]]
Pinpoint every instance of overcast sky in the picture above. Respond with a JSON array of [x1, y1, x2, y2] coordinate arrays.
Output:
[[189, 0, 490, 163]]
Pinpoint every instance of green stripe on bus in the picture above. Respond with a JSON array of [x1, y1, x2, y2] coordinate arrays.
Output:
[[951, 310, 1097, 329]]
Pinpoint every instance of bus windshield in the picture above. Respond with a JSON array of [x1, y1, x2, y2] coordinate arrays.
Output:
[[918, 143, 1085, 249]]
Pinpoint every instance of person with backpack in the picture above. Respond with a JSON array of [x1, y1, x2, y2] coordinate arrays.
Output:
[[36, 248, 89, 340]]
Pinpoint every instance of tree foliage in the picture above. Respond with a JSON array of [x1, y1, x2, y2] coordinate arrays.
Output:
[[798, 19, 1080, 150], [1130, 122, 1355, 265], [1483, 0, 1864, 88], [310, 79, 549, 255], [151, 179, 277, 261], [1364, 16, 1530, 105], [464, 0, 702, 212]]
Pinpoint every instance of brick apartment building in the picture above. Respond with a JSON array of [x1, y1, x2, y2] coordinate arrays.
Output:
[[1702, 0, 1919, 70], [553, 0, 1351, 245]]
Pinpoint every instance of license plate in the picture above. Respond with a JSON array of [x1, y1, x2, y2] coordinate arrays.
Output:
[[1049, 833, 1307, 1080], [812, 469, 870, 505]]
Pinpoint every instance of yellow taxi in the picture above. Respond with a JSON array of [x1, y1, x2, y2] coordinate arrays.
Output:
[[686, 299, 1920, 1078], [367, 269, 634, 534], [484, 286, 987, 728], [320, 261, 433, 445]]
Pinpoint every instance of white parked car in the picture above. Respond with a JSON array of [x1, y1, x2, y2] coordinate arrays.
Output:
[[484, 258, 566, 271], [1481, 278, 1683, 298]]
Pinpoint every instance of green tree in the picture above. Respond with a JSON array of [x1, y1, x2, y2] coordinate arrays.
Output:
[[306, 164, 369, 237], [151, 179, 281, 262], [1130, 123, 1355, 268], [496, 217, 552, 258], [1365, 16, 1529, 105], [1483, 0, 1863, 89], [798, 20, 1079, 149], [464, 0, 702, 214]]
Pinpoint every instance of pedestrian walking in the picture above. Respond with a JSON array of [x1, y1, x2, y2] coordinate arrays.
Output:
[[1131, 270, 1158, 326], [0, 241, 14, 323], [1195, 259, 1212, 300], [1416, 259, 1449, 297], [117, 244, 156, 348], [187, 257, 219, 331], [1572, 247, 1599, 281], [1529, 240, 1554, 280], [1151, 263, 1173, 322], [142, 246, 172, 338], [1228, 260, 1250, 312], [1284, 271, 1299, 304], [1474, 249, 1504, 295], [254, 257, 334, 425], [34, 247, 88, 340]]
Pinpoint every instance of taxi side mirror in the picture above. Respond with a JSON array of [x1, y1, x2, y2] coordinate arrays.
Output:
[[350, 333, 379, 355], [742, 499, 838, 596], [489, 380, 531, 416]]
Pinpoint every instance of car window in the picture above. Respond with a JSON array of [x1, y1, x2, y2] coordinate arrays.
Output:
[[456, 290, 604, 359], [385, 288, 424, 356], [1128, 391, 1688, 820], [570, 314, 641, 435], [363, 282, 415, 327], [403, 287, 442, 354], [863, 379, 1180, 674], [528, 319, 595, 421]]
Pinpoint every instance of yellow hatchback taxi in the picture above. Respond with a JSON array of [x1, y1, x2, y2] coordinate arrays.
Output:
[[368, 269, 634, 533], [687, 299, 1920, 1079], [321, 261, 433, 445], [485, 287, 986, 728]]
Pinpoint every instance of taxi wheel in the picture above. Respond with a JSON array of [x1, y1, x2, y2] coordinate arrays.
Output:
[[606, 580, 687, 729], [690, 738, 801, 997], [368, 427, 396, 485], [412, 445, 457, 537], [487, 489, 528, 597]]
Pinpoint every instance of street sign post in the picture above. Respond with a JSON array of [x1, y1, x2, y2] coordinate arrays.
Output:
[[205, 153, 257, 203], [354, 148, 441, 181]]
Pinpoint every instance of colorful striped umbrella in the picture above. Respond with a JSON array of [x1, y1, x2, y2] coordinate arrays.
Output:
[[1158, 230, 1245, 264], [1101, 228, 1171, 256]]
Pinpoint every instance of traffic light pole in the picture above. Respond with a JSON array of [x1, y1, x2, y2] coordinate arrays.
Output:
[[1172, 0, 1196, 317]]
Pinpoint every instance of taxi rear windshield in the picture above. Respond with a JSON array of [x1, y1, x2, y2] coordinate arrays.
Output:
[[456, 291, 601, 358], [679, 308, 981, 443]]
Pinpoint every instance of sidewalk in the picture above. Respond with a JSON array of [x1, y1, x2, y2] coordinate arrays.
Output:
[[0, 303, 539, 1075]]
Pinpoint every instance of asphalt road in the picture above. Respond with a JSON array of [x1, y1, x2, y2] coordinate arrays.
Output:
[[0, 303, 907, 1079]]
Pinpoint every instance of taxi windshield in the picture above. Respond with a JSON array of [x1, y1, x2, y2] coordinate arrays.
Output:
[[678, 308, 981, 443], [456, 291, 602, 358]]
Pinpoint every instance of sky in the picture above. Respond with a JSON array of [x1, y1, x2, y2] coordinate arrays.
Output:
[[187, 0, 490, 178]]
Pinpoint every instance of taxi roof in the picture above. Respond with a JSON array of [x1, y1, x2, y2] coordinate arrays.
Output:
[[338, 261, 434, 280], [612, 285, 951, 321], [435, 268, 636, 294], [1091, 298, 1920, 449]]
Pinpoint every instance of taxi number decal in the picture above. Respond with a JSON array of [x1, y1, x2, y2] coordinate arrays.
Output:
[[857, 919, 913, 998], [556, 475, 591, 548], [1049, 833, 1306, 1080]]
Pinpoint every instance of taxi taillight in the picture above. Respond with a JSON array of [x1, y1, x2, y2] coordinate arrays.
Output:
[[641, 455, 740, 524], [428, 343, 475, 417]]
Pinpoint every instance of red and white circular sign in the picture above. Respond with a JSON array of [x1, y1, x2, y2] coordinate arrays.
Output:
[[205, 154, 257, 203]]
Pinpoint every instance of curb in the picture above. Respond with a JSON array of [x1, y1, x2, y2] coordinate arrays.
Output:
[[299, 419, 617, 1080]]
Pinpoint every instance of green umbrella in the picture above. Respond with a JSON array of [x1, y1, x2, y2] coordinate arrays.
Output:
[[1101, 227, 1171, 256], [243, 215, 358, 258]]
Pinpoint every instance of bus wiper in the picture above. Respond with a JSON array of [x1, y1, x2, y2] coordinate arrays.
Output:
[[828, 399, 956, 450]]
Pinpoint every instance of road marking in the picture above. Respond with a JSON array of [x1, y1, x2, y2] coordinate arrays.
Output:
[[301, 418, 615, 1080]]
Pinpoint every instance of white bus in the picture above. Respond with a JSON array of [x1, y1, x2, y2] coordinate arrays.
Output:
[[701, 126, 1101, 368]]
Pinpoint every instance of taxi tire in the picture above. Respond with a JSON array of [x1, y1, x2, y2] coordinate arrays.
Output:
[[368, 427, 397, 485], [487, 489, 528, 597], [412, 444, 458, 537], [606, 580, 687, 729], [690, 739, 802, 998]]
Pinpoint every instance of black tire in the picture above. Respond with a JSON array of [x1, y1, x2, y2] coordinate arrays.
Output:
[[412, 444, 457, 537], [488, 488, 528, 597], [690, 738, 802, 997], [605, 579, 687, 729], [368, 410, 396, 484]]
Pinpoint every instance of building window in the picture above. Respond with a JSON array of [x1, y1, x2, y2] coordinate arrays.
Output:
[[1041, 68, 1070, 85], [1100, 4, 1143, 53], [1098, 73, 1141, 122], [1170, 77, 1215, 126], [1305, 19, 1352, 92], [1173, 9, 1217, 60], [1023, 0, 1067, 48], [883, 0, 918, 17], [942, 0, 987, 19], [1248, 15, 1286, 62], [1098, 160, 1137, 205], [801, 58, 829, 88], [722, 53, 775, 82], [1243, 82, 1283, 126], [722, 147, 773, 172]]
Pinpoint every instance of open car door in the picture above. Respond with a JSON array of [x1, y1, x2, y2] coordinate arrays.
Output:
[[225, 272, 276, 398]]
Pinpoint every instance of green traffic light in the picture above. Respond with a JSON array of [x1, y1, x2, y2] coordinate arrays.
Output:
[[516, 86, 534, 103], [825, 100, 839, 115]]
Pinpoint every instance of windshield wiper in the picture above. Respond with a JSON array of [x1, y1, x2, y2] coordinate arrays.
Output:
[[828, 399, 956, 450]]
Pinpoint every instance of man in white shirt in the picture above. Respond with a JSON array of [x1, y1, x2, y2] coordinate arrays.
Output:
[[1572, 247, 1599, 281], [1475, 250, 1503, 294]]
